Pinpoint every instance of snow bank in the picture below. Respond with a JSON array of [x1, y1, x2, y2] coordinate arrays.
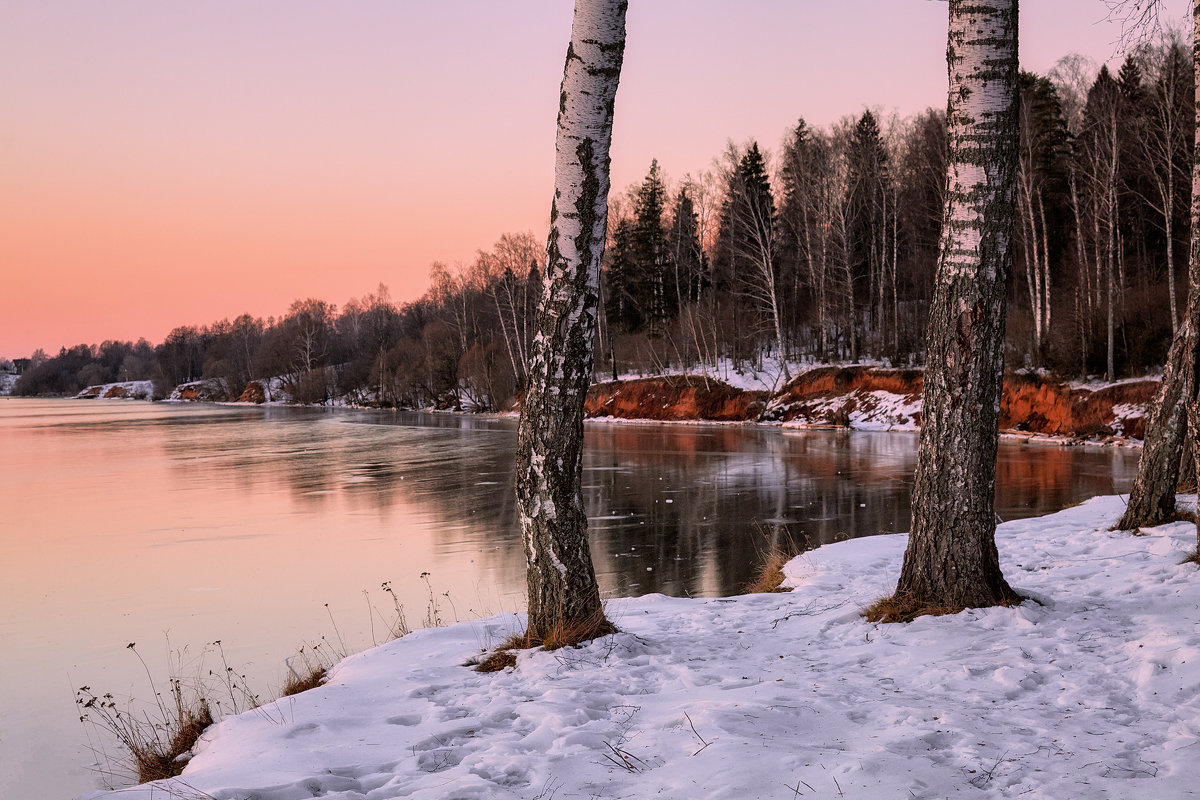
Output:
[[77, 497, 1200, 799], [168, 379, 231, 402], [74, 380, 155, 400]]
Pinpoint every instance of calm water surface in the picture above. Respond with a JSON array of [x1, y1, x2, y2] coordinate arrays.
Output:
[[0, 397, 1140, 798]]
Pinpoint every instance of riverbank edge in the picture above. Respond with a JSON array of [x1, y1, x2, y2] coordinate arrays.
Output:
[[53, 366, 1159, 446]]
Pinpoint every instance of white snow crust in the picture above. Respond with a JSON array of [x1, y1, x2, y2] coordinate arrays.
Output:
[[616, 356, 897, 394], [77, 496, 1200, 800], [779, 388, 922, 432], [74, 380, 155, 400]]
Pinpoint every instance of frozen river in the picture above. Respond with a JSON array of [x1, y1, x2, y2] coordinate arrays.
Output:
[[0, 397, 1140, 798]]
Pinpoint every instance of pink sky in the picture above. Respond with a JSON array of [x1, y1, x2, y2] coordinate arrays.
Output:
[[0, 0, 1170, 358]]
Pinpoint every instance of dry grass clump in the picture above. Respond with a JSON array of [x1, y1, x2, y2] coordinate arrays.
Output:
[[471, 612, 617, 673], [473, 650, 518, 673], [278, 641, 336, 698], [76, 673, 215, 785], [744, 548, 793, 594], [279, 665, 328, 697], [136, 698, 214, 782], [863, 591, 1025, 623], [862, 593, 966, 624], [742, 522, 803, 594], [1184, 549, 1200, 567]]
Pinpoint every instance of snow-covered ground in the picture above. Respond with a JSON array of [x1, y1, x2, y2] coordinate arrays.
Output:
[[0, 372, 17, 395], [77, 496, 1200, 800], [617, 356, 895, 394]]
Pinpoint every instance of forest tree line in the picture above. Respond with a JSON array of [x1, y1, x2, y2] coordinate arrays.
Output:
[[12, 39, 1194, 408]]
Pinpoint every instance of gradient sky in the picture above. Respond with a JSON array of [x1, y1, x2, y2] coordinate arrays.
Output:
[[0, 0, 1181, 359]]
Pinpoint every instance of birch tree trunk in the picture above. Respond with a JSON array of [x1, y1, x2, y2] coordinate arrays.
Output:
[[892, 0, 1020, 610], [1118, 1, 1200, 532], [514, 0, 626, 639]]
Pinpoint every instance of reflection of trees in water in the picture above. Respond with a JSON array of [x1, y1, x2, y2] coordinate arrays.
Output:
[[993, 441, 1139, 520], [156, 409, 1141, 600], [582, 426, 920, 596]]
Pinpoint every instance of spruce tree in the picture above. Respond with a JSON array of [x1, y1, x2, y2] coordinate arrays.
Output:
[[845, 110, 891, 356], [632, 160, 671, 335], [603, 217, 640, 333], [668, 187, 704, 309]]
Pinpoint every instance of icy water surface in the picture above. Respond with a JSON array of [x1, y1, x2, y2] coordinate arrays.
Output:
[[0, 398, 1139, 797]]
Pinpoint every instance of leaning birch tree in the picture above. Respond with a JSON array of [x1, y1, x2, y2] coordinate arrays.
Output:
[[878, 0, 1021, 615], [1114, 0, 1200, 532], [514, 0, 626, 640]]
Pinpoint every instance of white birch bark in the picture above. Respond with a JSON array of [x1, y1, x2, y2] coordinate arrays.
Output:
[[514, 0, 626, 638], [893, 0, 1020, 610]]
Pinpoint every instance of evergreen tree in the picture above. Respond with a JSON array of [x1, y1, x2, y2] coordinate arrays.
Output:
[[603, 217, 640, 332], [778, 118, 819, 352], [845, 110, 892, 356], [1016, 71, 1071, 366], [667, 186, 704, 309], [632, 159, 671, 335], [714, 141, 787, 373]]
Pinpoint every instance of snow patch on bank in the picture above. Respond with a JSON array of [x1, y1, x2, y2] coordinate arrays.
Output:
[[74, 380, 155, 400], [619, 356, 896, 395], [77, 496, 1200, 800], [780, 388, 921, 431]]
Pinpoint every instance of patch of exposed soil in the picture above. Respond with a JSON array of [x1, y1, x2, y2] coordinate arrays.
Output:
[[585, 376, 767, 422]]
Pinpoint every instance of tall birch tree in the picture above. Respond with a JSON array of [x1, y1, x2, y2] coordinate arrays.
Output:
[[1115, 0, 1200, 532], [880, 0, 1021, 614], [514, 0, 626, 640]]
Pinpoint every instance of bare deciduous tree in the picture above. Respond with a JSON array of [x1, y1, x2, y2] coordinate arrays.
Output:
[[1106, 0, 1200, 534]]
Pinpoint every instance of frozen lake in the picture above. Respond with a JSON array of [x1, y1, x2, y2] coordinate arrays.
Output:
[[0, 397, 1140, 798]]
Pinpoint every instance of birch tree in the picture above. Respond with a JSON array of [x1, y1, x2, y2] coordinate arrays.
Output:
[[514, 0, 626, 640], [878, 0, 1021, 615], [1116, 0, 1200, 532], [1136, 38, 1190, 337]]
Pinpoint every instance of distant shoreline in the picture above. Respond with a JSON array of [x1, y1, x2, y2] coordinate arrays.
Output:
[[18, 365, 1158, 448]]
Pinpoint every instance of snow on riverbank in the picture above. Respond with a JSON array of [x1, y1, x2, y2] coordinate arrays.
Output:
[[77, 496, 1200, 800], [74, 380, 155, 400]]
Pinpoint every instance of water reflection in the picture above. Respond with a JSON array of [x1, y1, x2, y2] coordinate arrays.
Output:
[[0, 399, 1141, 799]]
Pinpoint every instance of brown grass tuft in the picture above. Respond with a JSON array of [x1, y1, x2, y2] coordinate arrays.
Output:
[[279, 666, 327, 697], [1184, 549, 1200, 567], [863, 591, 1025, 623], [472, 611, 617, 673], [862, 593, 966, 624], [743, 548, 793, 594], [741, 522, 803, 594], [134, 699, 214, 783], [472, 650, 518, 673]]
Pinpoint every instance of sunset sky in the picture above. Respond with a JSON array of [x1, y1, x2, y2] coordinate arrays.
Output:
[[0, 0, 1179, 359]]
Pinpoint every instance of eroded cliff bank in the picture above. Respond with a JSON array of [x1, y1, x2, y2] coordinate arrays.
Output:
[[585, 367, 1159, 442]]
